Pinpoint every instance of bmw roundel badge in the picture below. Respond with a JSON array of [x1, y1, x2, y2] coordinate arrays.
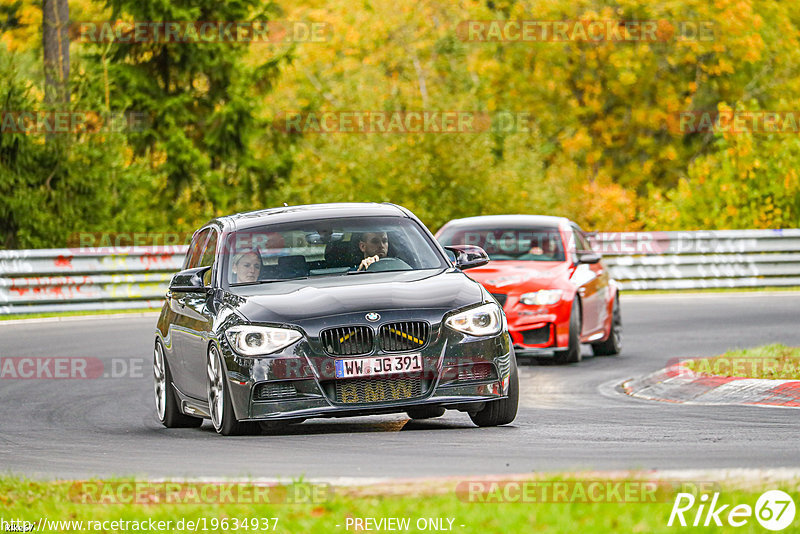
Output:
[[365, 312, 380, 322]]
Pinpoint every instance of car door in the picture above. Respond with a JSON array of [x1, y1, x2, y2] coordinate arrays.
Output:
[[180, 228, 219, 400], [569, 225, 604, 335], [169, 228, 210, 396]]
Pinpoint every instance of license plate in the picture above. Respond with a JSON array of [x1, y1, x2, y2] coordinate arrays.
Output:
[[335, 353, 422, 379]]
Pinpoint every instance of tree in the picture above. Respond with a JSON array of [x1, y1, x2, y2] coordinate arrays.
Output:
[[42, 0, 69, 105], [101, 0, 291, 226]]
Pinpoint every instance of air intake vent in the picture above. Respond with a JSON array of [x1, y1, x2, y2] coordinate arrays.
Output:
[[491, 293, 508, 307], [320, 326, 374, 356], [335, 378, 423, 404], [457, 362, 494, 381], [521, 325, 551, 345], [379, 322, 429, 352], [253, 382, 297, 400]]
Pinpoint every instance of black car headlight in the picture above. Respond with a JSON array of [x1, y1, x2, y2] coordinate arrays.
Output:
[[445, 303, 503, 337], [225, 325, 302, 356]]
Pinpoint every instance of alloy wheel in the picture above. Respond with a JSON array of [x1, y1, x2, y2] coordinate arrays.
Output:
[[153, 344, 167, 421], [207, 346, 224, 431]]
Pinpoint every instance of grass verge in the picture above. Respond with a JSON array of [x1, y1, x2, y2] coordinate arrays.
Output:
[[683, 344, 800, 380], [0, 475, 797, 533]]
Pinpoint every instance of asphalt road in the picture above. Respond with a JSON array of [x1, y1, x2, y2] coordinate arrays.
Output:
[[1, 293, 799, 480]]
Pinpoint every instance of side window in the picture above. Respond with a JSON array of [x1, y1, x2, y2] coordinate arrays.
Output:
[[199, 230, 218, 286], [184, 229, 210, 269]]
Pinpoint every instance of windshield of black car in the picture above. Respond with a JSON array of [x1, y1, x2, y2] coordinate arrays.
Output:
[[223, 216, 448, 285], [437, 226, 566, 262]]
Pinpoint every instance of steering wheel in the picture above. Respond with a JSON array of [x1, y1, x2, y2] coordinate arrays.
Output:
[[365, 257, 412, 272]]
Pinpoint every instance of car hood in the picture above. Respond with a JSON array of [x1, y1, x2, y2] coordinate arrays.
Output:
[[464, 261, 570, 294], [227, 269, 484, 323]]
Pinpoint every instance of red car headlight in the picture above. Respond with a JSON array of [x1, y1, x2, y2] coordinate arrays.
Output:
[[519, 290, 563, 306]]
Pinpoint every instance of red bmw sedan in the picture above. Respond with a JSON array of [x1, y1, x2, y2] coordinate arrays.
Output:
[[436, 215, 621, 363]]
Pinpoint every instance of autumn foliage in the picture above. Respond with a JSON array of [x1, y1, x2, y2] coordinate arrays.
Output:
[[2, 0, 799, 248]]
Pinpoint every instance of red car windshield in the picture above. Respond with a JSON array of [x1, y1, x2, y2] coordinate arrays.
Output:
[[438, 226, 565, 262]]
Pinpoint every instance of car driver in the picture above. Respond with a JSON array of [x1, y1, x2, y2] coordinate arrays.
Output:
[[357, 231, 389, 271]]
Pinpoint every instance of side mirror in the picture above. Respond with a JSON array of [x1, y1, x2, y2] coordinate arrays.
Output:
[[169, 266, 211, 292], [577, 252, 602, 264], [444, 245, 490, 270]]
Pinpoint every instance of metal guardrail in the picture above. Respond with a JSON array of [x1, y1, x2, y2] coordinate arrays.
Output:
[[1, 229, 799, 314], [592, 229, 800, 290], [0, 247, 186, 315]]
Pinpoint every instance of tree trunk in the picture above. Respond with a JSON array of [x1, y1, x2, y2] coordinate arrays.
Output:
[[42, 0, 69, 105]]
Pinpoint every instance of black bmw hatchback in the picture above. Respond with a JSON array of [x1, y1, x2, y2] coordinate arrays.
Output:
[[154, 203, 518, 435]]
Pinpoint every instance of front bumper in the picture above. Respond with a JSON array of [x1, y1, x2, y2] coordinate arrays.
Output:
[[502, 296, 572, 355], [218, 314, 513, 421]]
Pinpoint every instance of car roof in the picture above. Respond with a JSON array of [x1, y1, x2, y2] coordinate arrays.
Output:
[[439, 214, 571, 230], [212, 203, 410, 231]]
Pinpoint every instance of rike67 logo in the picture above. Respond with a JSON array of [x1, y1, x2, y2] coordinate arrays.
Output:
[[669, 490, 796, 531]]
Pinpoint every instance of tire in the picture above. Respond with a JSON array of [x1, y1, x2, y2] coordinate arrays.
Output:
[[469, 354, 519, 427], [554, 298, 582, 364], [592, 295, 622, 356], [207, 344, 258, 436], [153, 341, 202, 428], [407, 406, 446, 420]]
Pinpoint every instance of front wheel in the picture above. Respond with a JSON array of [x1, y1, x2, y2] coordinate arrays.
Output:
[[592, 295, 622, 356], [469, 355, 519, 427], [153, 341, 202, 428], [207, 345, 258, 436], [554, 298, 582, 364]]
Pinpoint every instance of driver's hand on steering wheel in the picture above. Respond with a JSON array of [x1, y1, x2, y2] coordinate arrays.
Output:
[[358, 255, 380, 271]]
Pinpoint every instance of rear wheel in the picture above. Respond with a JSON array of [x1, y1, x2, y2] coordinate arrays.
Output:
[[207, 345, 258, 436], [592, 296, 622, 356], [153, 341, 202, 428], [554, 299, 582, 364], [469, 355, 518, 427], [407, 406, 446, 420]]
